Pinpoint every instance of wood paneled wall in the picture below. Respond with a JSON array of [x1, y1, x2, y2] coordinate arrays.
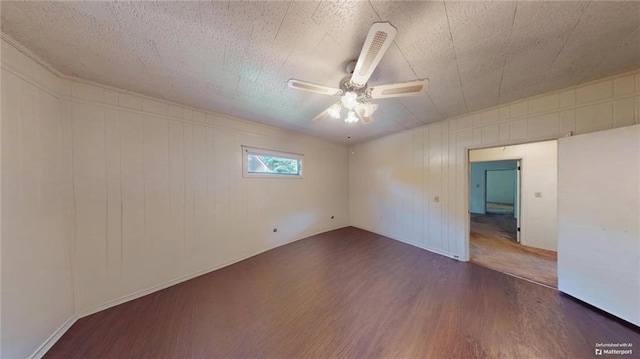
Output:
[[69, 82, 350, 313], [349, 69, 640, 260], [1, 39, 75, 359], [1, 36, 350, 359], [3, 32, 640, 358]]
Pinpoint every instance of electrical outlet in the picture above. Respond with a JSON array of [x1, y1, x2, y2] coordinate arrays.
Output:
[[535, 192, 542, 198]]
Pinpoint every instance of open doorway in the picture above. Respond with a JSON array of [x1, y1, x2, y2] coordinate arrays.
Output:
[[468, 141, 558, 288]]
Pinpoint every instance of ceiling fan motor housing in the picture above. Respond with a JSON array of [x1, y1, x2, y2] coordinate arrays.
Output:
[[345, 59, 357, 74], [288, 22, 428, 125]]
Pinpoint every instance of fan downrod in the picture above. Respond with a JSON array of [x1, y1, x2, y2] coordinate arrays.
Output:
[[345, 59, 357, 74]]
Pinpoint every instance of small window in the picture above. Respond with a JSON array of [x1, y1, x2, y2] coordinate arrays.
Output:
[[242, 146, 303, 178]]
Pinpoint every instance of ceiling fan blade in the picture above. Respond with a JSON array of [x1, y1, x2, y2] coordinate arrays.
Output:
[[287, 79, 343, 96], [312, 109, 330, 122], [350, 22, 398, 88], [354, 105, 374, 124], [368, 79, 430, 99]]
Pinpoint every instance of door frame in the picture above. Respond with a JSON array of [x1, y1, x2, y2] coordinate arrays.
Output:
[[470, 160, 522, 250], [462, 137, 559, 261]]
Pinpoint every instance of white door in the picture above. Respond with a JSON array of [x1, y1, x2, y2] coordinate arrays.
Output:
[[558, 125, 639, 326]]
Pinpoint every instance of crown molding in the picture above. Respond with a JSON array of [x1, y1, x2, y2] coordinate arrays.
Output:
[[1, 32, 65, 77], [0, 32, 345, 148]]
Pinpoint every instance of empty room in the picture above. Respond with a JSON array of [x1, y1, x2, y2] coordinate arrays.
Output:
[[1, 1, 639, 359]]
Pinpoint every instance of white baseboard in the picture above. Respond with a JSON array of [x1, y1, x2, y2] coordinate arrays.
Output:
[[30, 225, 349, 358], [350, 225, 464, 261], [79, 225, 350, 318], [29, 314, 79, 359]]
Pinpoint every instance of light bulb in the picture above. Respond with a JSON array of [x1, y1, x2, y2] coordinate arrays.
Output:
[[362, 102, 378, 117], [327, 103, 341, 119], [340, 91, 359, 110], [345, 110, 358, 123]]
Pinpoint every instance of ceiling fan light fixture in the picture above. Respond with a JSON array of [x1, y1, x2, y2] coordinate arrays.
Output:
[[328, 103, 342, 119], [345, 110, 358, 123], [341, 91, 359, 110], [362, 102, 378, 117], [288, 22, 426, 126]]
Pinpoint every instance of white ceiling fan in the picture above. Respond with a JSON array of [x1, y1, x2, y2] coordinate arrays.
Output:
[[287, 22, 429, 125]]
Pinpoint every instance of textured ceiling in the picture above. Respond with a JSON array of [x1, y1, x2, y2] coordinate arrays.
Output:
[[2, 1, 639, 144]]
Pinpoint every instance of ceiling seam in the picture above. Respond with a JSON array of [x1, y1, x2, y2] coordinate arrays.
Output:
[[497, 2, 519, 105], [273, 2, 291, 40], [443, 1, 469, 113], [9, 1, 635, 144], [254, 2, 291, 91], [536, 1, 591, 93], [398, 99, 428, 125], [368, 0, 382, 21], [393, 42, 446, 121], [367, 0, 445, 122], [6, 25, 493, 148], [308, 1, 322, 26], [152, 40, 163, 65], [198, 2, 205, 85]]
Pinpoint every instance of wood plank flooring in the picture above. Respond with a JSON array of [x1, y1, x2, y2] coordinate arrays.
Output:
[[45, 227, 638, 359], [470, 213, 558, 287]]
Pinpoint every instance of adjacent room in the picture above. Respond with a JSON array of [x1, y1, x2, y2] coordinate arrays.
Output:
[[1, 1, 639, 359], [469, 141, 559, 288]]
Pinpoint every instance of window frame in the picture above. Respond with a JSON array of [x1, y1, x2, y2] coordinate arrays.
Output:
[[242, 145, 304, 179]]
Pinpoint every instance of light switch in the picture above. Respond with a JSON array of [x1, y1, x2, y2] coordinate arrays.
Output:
[[535, 192, 542, 197]]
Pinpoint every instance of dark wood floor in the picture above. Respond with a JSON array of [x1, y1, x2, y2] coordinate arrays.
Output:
[[46, 227, 639, 359]]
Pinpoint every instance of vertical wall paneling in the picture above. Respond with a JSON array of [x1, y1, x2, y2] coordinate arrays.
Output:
[[66, 87, 350, 313], [1, 48, 75, 358], [3, 34, 640, 357], [182, 121, 194, 259], [105, 108, 122, 279], [119, 111, 145, 278], [72, 102, 108, 307], [1, 32, 350, 323], [428, 123, 442, 250], [441, 122, 449, 254], [411, 129, 423, 246], [350, 69, 640, 260], [168, 120, 185, 262]]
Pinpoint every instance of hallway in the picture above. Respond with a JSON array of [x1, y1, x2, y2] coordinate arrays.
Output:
[[470, 214, 557, 288]]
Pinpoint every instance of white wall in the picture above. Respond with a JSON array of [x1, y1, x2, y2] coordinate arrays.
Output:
[[69, 80, 350, 313], [1, 36, 350, 357], [3, 33, 640, 356], [469, 141, 558, 251], [558, 124, 640, 327], [1, 39, 75, 359], [350, 68, 640, 260], [469, 160, 518, 214], [486, 170, 516, 204]]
